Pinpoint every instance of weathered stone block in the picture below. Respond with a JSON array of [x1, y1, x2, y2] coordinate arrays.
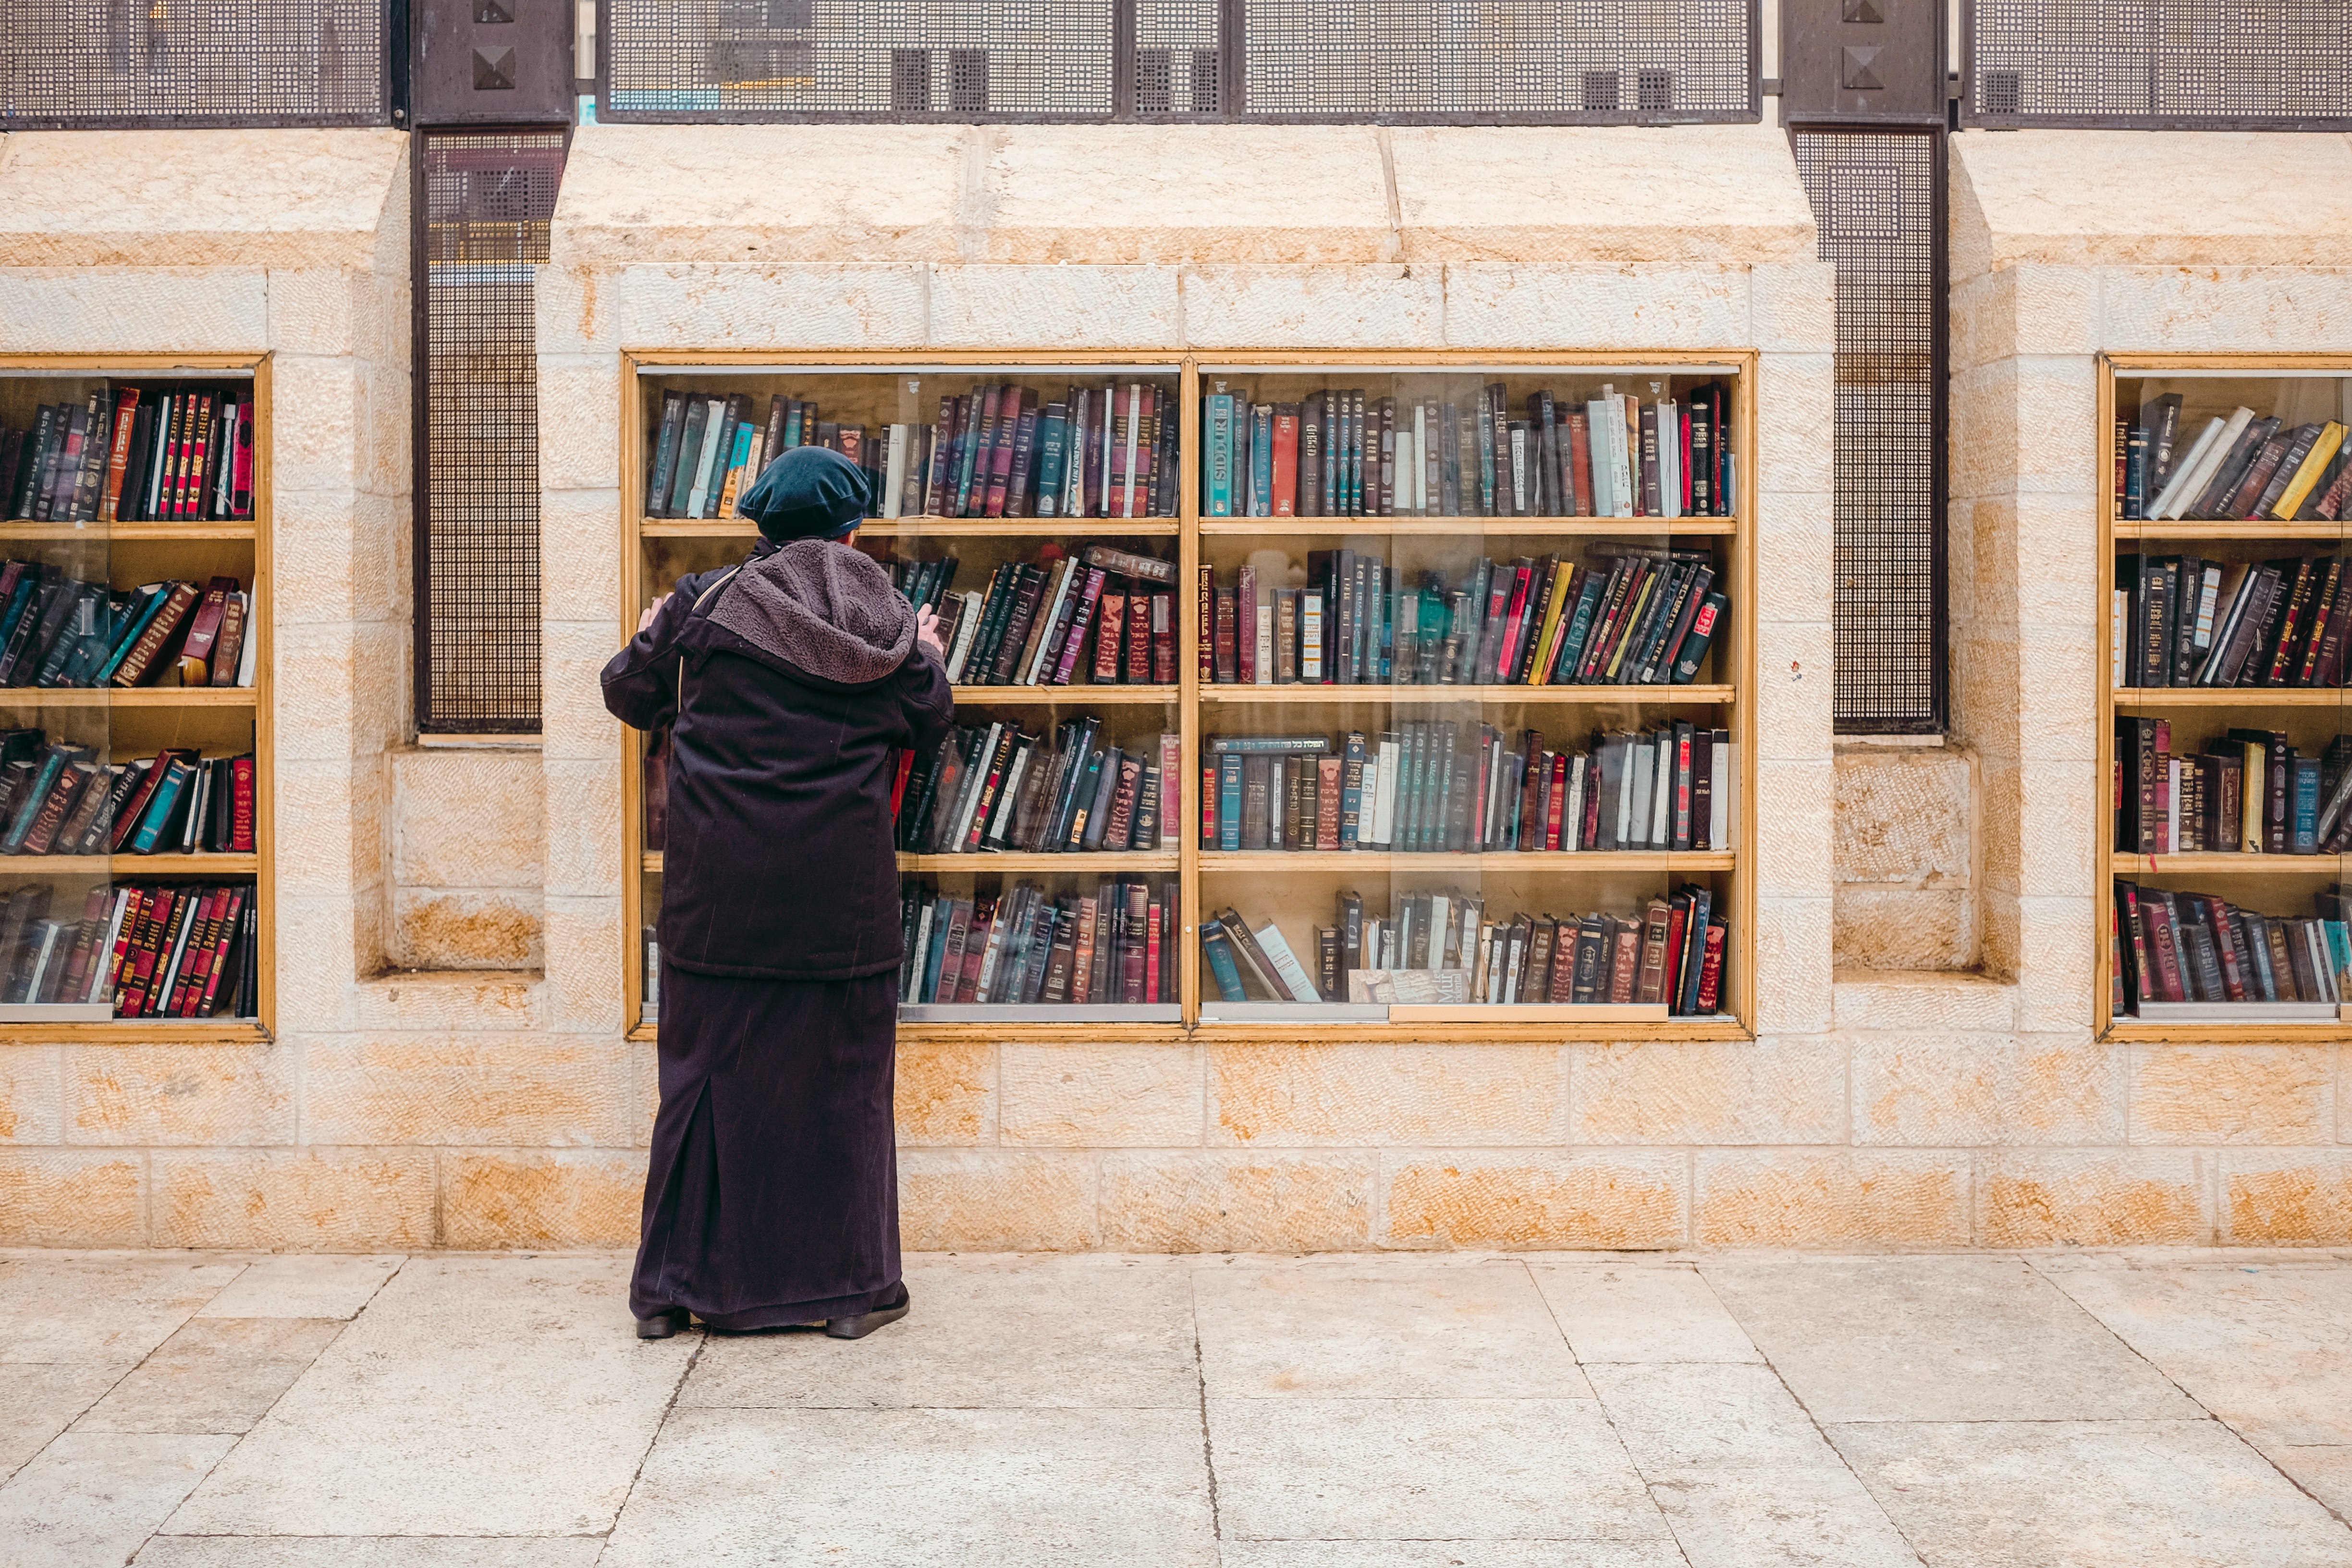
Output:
[[1753, 897, 1835, 1036], [1834, 971, 2018, 1032], [1976, 1151, 2210, 1247], [552, 124, 972, 266], [2014, 894, 2098, 1035], [1852, 1038, 2123, 1146], [2100, 266, 2352, 354], [1695, 1150, 1970, 1247], [984, 124, 1393, 264], [270, 355, 373, 493], [1207, 1043, 1568, 1148], [900, 1151, 1100, 1250], [1751, 490, 1834, 625], [616, 262, 928, 349], [536, 356, 624, 493], [533, 263, 618, 358], [0, 267, 269, 353], [1, 127, 406, 267], [1754, 760, 1834, 901], [1001, 1044, 1201, 1148], [541, 489, 626, 624], [391, 889, 544, 971], [353, 970, 543, 1033], [1834, 889, 1980, 973], [931, 265, 1181, 349], [1389, 125, 1816, 265], [1381, 1151, 1687, 1249], [1749, 260, 1838, 352], [1949, 129, 2352, 270], [0, 1045, 62, 1143], [0, 1150, 145, 1245], [2129, 1046, 2336, 1146], [541, 895, 624, 1034], [271, 621, 400, 762], [541, 618, 627, 762], [1835, 747, 1975, 889], [1947, 269, 2011, 371], [2221, 1152, 2352, 1245], [304, 1035, 631, 1147], [66, 1045, 292, 1147], [1752, 354, 1834, 496], [1440, 264, 1750, 350], [1179, 266, 1443, 349], [265, 266, 381, 358], [1573, 1040, 1845, 1146], [272, 758, 385, 900], [895, 1039, 995, 1147], [271, 490, 405, 627], [1100, 1152, 1372, 1250], [1750, 621, 1835, 764], [2010, 355, 2102, 495], [392, 749, 545, 889], [541, 757, 623, 901], [154, 1150, 435, 1250], [269, 896, 365, 1034], [440, 1150, 644, 1248]]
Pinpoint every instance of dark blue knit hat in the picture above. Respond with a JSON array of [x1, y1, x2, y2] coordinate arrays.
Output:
[[737, 445, 871, 542]]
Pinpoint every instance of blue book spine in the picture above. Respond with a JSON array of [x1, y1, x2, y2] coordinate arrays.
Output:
[[1217, 752, 1243, 852], [2326, 920, 2352, 993], [98, 589, 169, 684], [1034, 406, 1069, 518], [1201, 920, 1249, 1003], [2293, 758, 2321, 853], [1205, 395, 1234, 517], [921, 897, 954, 1003], [3, 748, 64, 848], [129, 764, 188, 854], [1255, 407, 1278, 519]]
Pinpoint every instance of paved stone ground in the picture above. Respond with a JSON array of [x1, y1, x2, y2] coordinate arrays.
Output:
[[3, 1250, 2351, 1567]]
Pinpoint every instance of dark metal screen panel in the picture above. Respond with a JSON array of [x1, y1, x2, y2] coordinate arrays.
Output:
[[1239, 0, 1757, 122], [415, 129, 564, 735], [0, 0, 394, 128], [1795, 127, 1946, 734], [600, 0, 1115, 120], [1965, 0, 2352, 129]]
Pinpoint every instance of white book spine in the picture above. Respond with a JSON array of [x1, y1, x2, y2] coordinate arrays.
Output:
[[88, 889, 130, 1004], [2112, 588, 2129, 686], [1651, 732, 1673, 848], [906, 904, 933, 1002], [1254, 920, 1318, 1003], [2148, 415, 2225, 519], [1254, 602, 1274, 686], [1372, 739, 1401, 847], [882, 424, 907, 519], [2167, 408, 2252, 519], [235, 594, 258, 687]]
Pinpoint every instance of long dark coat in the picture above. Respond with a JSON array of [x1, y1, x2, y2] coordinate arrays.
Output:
[[602, 535, 954, 1327]]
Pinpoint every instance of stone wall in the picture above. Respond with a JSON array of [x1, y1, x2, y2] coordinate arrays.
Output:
[[0, 123, 2345, 1250]]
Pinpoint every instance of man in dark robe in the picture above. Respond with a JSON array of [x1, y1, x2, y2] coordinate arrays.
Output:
[[602, 445, 953, 1339]]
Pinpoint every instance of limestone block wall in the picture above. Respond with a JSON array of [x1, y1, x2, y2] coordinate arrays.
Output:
[[1944, 129, 2352, 1242], [1832, 744, 1979, 971], [386, 748, 546, 970]]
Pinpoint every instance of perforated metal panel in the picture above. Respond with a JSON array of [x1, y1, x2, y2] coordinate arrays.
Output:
[[1966, 0, 2352, 128], [0, 0, 393, 127], [415, 130, 565, 735], [1795, 128, 1945, 734], [1239, 0, 1756, 122], [1135, 0, 1224, 114], [601, 0, 1115, 119]]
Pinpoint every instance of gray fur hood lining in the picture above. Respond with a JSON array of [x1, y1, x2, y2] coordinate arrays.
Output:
[[706, 539, 916, 687]]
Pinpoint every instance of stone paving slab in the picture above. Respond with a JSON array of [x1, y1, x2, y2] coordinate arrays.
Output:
[[164, 1255, 691, 1538], [1703, 1255, 2200, 1424], [1829, 1418, 2352, 1568], [0, 1249, 2345, 1565], [681, 1254, 1197, 1410], [600, 1403, 1218, 1568], [2036, 1258, 2352, 1447], [76, 1317, 347, 1435], [1194, 1259, 1592, 1399]]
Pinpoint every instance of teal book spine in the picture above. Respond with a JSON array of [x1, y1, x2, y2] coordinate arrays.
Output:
[[1034, 405, 1070, 518], [1250, 406, 1274, 518], [1217, 752, 1243, 852], [1201, 919, 1249, 1003], [1205, 395, 1235, 517], [130, 764, 189, 854]]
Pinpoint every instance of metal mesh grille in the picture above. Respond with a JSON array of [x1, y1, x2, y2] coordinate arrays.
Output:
[[1796, 129, 1945, 734], [1967, 0, 2352, 127], [1239, 0, 1754, 121], [1136, 0, 1222, 114], [0, 0, 389, 126], [416, 130, 564, 735], [603, 0, 1114, 118]]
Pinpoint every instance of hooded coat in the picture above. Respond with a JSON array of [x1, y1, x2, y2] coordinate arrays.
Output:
[[602, 536, 956, 980], [600, 534, 953, 1329]]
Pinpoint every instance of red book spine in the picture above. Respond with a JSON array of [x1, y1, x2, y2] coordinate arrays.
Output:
[[1546, 754, 1567, 850], [99, 388, 140, 523], [1151, 593, 1176, 684], [1271, 409, 1299, 517], [1662, 901, 1690, 1010], [1125, 594, 1152, 684], [1695, 922, 1725, 1012], [229, 756, 257, 853], [1145, 901, 1164, 1006], [165, 888, 226, 1017], [106, 889, 151, 1012], [1495, 567, 1532, 680], [891, 749, 915, 822], [1196, 566, 1215, 682], [1094, 593, 1126, 683], [195, 888, 249, 1017], [1201, 763, 1218, 845]]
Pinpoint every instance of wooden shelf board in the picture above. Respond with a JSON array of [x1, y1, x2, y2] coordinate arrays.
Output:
[[1199, 516, 1736, 537], [1202, 684, 1734, 705], [2105, 1021, 2351, 1044], [952, 685, 1177, 705], [641, 516, 1180, 539], [1202, 850, 1734, 870], [0, 687, 255, 707], [0, 854, 257, 874], [641, 851, 1182, 873], [2115, 688, 2348, 706], [2115, 521, 2346, 541], [0, 1019, 269, 1043], [2110, 851, 2349, 873], [0, 524, 257, 542]]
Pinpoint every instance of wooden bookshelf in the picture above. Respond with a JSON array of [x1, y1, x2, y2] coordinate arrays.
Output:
[[621, 350, 1754, 1042], [2098, 353, 2352, 1041], [0, 354, 273, 1039]]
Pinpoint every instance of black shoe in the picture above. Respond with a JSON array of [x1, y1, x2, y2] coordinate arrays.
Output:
[[636, 1307, 692, 1339], [825, 1283, 911, 1340]]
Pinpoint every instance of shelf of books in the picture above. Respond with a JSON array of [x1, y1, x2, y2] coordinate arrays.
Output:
[[0, 356, 272, 1038], [2102, 355, 2352, 1041], [621, 352, 1751, 1043]]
